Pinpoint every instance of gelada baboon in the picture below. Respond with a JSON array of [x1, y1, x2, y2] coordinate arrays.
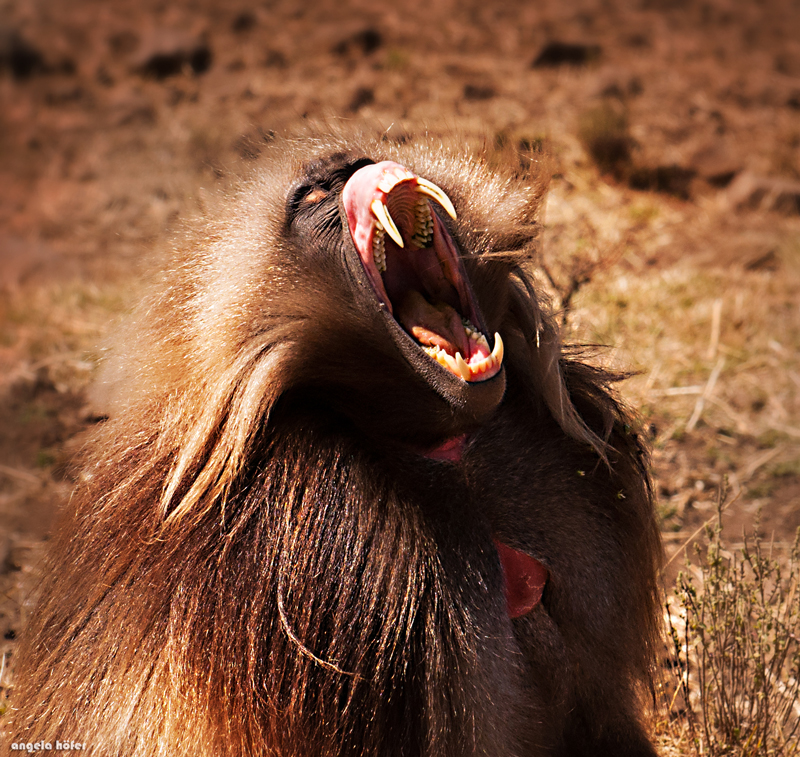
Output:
[[5, 131, 662, 756]]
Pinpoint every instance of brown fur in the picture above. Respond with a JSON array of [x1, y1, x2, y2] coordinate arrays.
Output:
[[4, 131, 662, 756]]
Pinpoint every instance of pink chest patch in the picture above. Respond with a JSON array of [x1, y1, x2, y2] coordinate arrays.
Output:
[[423, 434, 468, 462], [418, 440, 547, 617], [494, 540, 548, 619]]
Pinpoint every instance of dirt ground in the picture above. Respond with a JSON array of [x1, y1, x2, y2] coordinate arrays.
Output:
[[1, 0, 799, 747]]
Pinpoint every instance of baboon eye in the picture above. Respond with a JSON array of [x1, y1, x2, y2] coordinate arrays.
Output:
[[303, 188, 329, 204], [286, 182, 323, 220], [286, 157, 375, 224]]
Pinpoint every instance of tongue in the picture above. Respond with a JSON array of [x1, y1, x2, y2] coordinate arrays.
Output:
[[395, 290, 469, 357]]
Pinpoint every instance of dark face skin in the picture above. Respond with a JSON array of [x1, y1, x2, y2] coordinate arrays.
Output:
[[4, 137, 661, 757], [279, 149, 507, 450]]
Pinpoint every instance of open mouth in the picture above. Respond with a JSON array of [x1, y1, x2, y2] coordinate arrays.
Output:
[[343, 161, 503, 383]]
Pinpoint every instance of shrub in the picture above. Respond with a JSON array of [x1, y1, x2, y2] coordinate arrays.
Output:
[[667, 497, 800, 756]]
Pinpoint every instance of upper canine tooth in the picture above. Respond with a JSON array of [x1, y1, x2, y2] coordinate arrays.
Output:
[[370, 200, 404, 248], [415, 178, 457, 220], [491, 333, 504, 365]]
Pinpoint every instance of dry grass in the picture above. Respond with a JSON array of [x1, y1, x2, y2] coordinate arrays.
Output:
[[540, 181, 800, 546], [0, 283, 127, 385], [660, 487, 800, 757]]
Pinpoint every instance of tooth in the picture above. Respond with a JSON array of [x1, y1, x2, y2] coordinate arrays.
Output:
[[477, 334, 489, 350], [371, 200, 404, 248], [455, 352, 471, 381], [373, 229, 386, 273], [411, 200, 433, 247], [415, 178, 457, 220], [378, 169, 415, 193], [491, 333, 504, 365]]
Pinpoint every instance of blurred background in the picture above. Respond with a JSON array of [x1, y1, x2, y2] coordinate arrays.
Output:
[[1, 0, 799, 750]]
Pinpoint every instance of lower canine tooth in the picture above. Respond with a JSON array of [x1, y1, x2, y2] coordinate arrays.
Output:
[[455, 352, 471, 381], [491, 333, 504, 365]]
